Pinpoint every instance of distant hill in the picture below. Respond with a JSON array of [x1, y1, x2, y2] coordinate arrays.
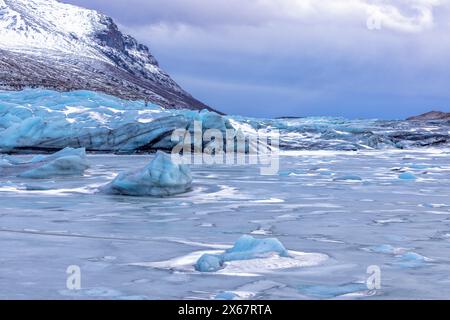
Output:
[[407, 111, 450, 121]]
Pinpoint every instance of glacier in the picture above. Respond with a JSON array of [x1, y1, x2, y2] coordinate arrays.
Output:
[[0, 89, 230, 153], [101, 151, 192, 197], [0, 89, 449, 154]]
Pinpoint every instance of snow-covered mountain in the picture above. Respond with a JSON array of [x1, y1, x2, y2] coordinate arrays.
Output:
[[0, 0, 212, 111]]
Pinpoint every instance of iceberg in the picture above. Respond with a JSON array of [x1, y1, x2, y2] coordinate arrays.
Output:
[[195, 235, 290, 272], [0, 147, 89, 179], [101, 151, 192, 196]]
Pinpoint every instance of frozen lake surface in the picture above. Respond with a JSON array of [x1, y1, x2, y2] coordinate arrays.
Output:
[[1, 149, 450, 299]]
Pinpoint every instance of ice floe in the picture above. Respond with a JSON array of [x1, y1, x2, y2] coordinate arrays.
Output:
[[100, 151, 192, 196], [298, 283, 371, 299], [130, 236, 328, 277], [399, 172, 417, 180], [214, 280, 284, 300], [396, 252, 433, 269], [195, 235, 290, 272], [364, 244, 433, 269]]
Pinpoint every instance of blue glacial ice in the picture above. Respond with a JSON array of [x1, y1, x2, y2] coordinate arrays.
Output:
[[195, 254, 225, 273], [0, 89, 235, 153], [399, 172, 417, 180], [0, 89, 449, 153], [396, 252, 432, 269], [366, 244, 402, 254], [214, 291, 238, 300], [0, 147, 89, 179], [0, 89, 450, 299], [101, 151, 192, 196], [195, 235, 290, 272], [1, 149, 449, 299], [298, 283, 369, 299], [365, 245, 432, 269]]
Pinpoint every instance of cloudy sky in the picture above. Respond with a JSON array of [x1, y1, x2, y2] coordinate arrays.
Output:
[[64, 0, 450, 119]]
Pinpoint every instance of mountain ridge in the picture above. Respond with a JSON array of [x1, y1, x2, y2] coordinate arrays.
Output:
[[0, 0, 214, 111]]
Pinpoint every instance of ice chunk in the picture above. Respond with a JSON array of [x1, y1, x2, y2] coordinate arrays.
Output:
[[299, 283, 368, 299], [278, 171, 292, 177], [19, 149, 89, 179], [397, 252, 432, 268], [366, 244, 406, 255], [195, 254, 224, 273], [399, 172, 417, 180], [0, 158, 12, 166], [195, 235, 290, 272], [101, 151, 192, 196], [215, 292, 238, 300], [195, 109, 233, 132], [0, 147, 89, 179], [223, 235, 289, 261], [132, 240, 327, 276], [367, 244, 397, 254]]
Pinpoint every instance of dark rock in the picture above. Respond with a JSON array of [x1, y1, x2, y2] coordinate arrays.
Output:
[[407, 111, 450, 121]]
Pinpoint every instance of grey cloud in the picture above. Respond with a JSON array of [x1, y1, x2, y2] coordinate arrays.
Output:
[[62, 0, 450, 118], [63, 0, 295, 27]]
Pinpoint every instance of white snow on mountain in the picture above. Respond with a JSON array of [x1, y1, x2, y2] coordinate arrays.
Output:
[[0, 0, 212, 110], [0, 0, 106, 59]]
